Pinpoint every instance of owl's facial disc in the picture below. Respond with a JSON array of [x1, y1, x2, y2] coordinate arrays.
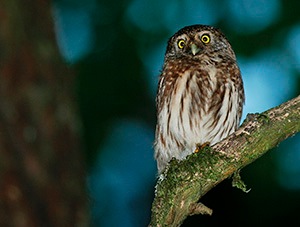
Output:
[[190, 43, 201, 56]]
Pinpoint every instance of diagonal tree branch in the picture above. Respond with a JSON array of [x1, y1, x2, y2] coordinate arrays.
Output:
[[150, 95, 300, 227]]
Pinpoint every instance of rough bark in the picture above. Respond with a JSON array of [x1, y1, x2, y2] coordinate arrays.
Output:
[[0, 0, 88, 226], [150, 95, 300, 227]]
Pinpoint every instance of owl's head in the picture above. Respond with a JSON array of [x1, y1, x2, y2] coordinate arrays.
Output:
[[165, 25, 236, 62]]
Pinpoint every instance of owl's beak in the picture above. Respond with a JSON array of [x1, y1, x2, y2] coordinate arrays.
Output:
[[190, 43, 201, 56]]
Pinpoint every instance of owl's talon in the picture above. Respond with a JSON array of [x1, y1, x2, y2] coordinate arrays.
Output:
[[195, 142, 210, 153]]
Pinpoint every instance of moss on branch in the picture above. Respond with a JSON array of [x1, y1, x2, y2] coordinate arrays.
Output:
[[150, 95, 300, 227]]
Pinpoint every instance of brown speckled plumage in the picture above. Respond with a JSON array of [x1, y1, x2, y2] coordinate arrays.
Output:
[[154, 25, 244, 173]]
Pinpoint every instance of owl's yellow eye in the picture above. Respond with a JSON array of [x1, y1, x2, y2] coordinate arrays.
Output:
[[201, 34, 210, 44], [177, 39, 185, 49]]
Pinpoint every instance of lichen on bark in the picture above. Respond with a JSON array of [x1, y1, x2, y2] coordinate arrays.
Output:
[[150, 95, 300, 227]]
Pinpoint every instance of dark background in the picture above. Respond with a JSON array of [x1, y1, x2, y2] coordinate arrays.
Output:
[[53, 0, 300, 226]]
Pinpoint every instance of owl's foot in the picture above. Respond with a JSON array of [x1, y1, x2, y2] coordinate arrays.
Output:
[[194, 142, 210, 153]]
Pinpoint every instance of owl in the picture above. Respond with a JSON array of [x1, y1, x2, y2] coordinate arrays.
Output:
[[154, 25, 244, 174]]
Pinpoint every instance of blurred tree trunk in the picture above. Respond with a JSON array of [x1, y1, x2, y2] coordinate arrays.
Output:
[[0, 0, 89, 226]]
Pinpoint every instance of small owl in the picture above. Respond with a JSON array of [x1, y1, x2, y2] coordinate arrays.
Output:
[[154, 25, 244, 173]]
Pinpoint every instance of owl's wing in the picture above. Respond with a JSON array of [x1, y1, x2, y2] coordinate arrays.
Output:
[[156, 74, 165, 113]]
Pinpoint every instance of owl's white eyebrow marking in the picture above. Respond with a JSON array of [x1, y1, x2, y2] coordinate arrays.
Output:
[[176, 34, 188, 41]]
